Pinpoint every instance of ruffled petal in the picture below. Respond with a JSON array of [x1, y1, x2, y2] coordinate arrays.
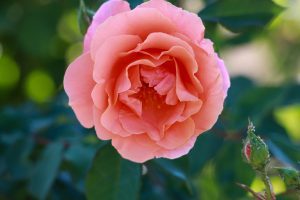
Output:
[[156, 118, 195, 149], [93, 35, 142, 83], [84, 0, 130, 52], [101, 103, 130, 137], [178, 100, 202, 122], [157, 136, 197, 159], [192, 88, 224, 132], [216, 54, 230, 97], [134, 32, 194, 55], [112, 134, 160, 163], [91, 82, 107, 109], [90, 8, 177, 59], [63, 52, 95, 128], [138, 0, 205, 43], [93, 106, 114, 140], [174, 58, 199, 101]]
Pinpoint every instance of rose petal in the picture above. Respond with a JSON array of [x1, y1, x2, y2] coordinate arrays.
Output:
[[112, 134, 160, 163], [93, 106, 114, 140], [156, 118, 195, 149], [194, 39, 224, 94], [101, 103, 130, 137], [63, 52, 95, 128], [171, 34, 225, 96], [159, 103, 185, 127], [154, 74, 175, 95], [138, 0, 205, 43], [174, 59, 199, 101], [160, 46, 203, 97], [90, 8, 177, 59], [157, 136, 197, 159], [192, 87, 224, 132], [119, 108, 160, 141], [91, 82, 107, 110], [119, 91, 142, 116], [93, 35, 142, 83], [216, 54, 230, 97], [134, 32, 194, 55], [165, 87, 178, 105], [84, 0, 131, 52], [178, 100, 202, 122]]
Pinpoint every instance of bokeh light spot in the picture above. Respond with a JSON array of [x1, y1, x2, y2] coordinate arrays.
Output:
[[57, 10, 82, 43], [274, 104, 300, 142], [0, 43, 3, 58], [251, 176, 286, 195], [0, 55, 20, 88], [66, 42, 82, 64], [25, 70, 55, 103]]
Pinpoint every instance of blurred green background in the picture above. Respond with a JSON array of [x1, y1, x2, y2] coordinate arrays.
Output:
[[0, 0, 300, 199]]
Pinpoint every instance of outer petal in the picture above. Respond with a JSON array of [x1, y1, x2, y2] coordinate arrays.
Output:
[[138, 0, 205, 43], [63, 52, 95, 128], [112, 134, 160, 163], [90, 8, 177, 59], [157, 136, 197, 159], [192, 87, 224, 132], [216, 55, 230, 98], [173, 36, 226, 132], [83, 0, 131, 52]]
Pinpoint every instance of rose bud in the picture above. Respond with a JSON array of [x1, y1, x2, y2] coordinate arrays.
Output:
[[243, 121, 270, 170], [243, 141, 251, 162]]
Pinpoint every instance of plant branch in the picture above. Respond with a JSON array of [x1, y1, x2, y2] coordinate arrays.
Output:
[[260, 170, 275, 200], [236, 183, 265, 200]]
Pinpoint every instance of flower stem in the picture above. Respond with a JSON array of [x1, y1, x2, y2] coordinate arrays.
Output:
[[261, 170, 275, 200]]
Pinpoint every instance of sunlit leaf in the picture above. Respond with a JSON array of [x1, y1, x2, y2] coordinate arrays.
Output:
[[274, 104, 300, 142]]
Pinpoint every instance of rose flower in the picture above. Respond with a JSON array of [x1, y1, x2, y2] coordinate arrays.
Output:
[[64, 0, 230, 163]]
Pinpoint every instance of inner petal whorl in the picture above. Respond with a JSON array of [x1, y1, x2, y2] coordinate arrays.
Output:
[[132, 82, 164, 111]]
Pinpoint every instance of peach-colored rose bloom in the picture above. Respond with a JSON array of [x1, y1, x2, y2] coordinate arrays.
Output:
[[64, 0, 230, 163]]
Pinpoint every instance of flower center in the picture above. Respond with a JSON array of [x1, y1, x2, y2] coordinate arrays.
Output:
[[135, 83, 164, 110]]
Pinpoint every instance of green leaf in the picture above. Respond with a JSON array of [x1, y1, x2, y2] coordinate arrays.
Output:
[[153, 158, 193, 194], [64, 142, 96, 177], [267, 139, 295, 167], [154, 159, 188, 182], [276, 167, 300, 190], [196, 162, 223, 200], [29, 142, 64, 200], [78, 0, 93, 34], [85, 145, 141, 200], [189, 132, 224, 175], [199, 0, 283, 32], [215, 142, 255, 199]]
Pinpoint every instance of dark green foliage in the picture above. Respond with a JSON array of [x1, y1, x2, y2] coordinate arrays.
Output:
[[78, 0, 93, 34], [86, 145, 141, 200], [29, 142, 64, 200], [199, 0, 283, 32]]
